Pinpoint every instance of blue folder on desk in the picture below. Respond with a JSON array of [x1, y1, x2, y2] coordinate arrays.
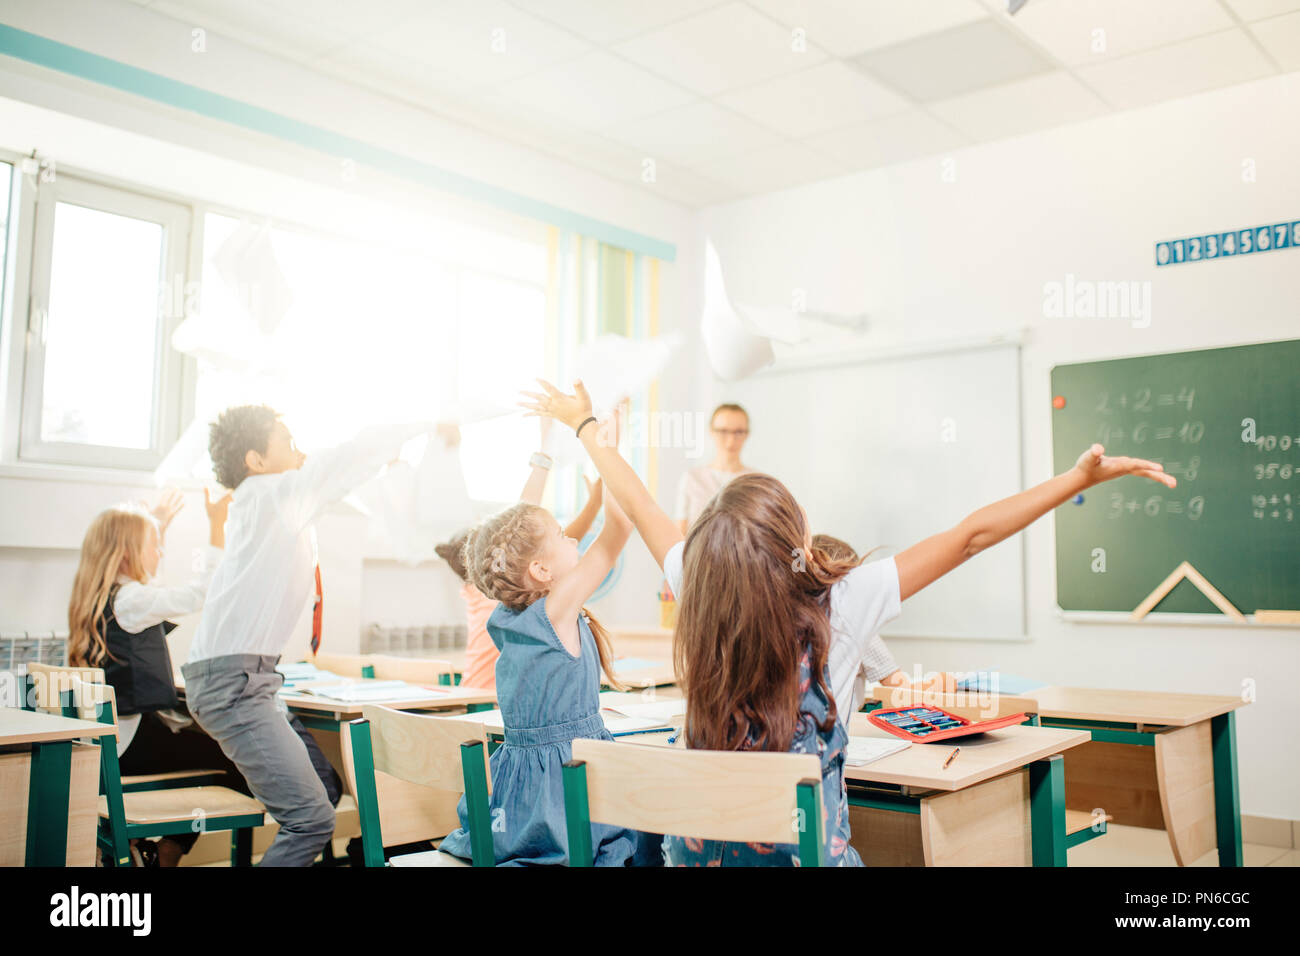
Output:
[[954, 670, 1046, 695]]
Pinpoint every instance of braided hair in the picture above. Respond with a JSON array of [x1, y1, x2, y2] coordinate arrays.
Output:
[[463, 503, 625, 690]]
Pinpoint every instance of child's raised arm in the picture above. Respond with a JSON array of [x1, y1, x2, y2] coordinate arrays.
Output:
[[545, 451, 633, 628], [895, 443, 1175, 601], [521, 380, 683, 569]]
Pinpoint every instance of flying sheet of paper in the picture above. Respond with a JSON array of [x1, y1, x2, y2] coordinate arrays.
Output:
[[550, 332, 681, 466], [701, 240, 774, 382]]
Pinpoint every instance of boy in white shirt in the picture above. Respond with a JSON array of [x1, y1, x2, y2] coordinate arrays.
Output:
[[184, 405, 433, 867]]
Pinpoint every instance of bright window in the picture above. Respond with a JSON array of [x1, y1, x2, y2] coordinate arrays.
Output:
[[19, 175, 190, 469], [188, 211, 548, 503]]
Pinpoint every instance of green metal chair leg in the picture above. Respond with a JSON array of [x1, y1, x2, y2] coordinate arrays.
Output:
[[1211, 711, 1242, 867], [345, 719, 387, 867], [26, 740, 73, 866], [561, 760, 593, 867], [231, 828, 253, 866], [460, 740, 494, 867], [1029, 754, 1066, 867], [795, 778, 825, 867]]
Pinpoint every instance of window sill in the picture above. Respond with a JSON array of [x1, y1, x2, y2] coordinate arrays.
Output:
[[0, 461, 187, 488]]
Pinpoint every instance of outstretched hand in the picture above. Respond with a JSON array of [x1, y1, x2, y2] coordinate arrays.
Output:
[[520, 379, 593, 432], [1073, 443, 1176, 489], [204, 487, 233, 527], [149, 488, 184, 535]]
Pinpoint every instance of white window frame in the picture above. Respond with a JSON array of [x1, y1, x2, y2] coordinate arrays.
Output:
[[18, 173, 192, 470]]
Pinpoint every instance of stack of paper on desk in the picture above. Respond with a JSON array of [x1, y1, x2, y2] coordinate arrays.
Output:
[[845, 736, 910, 766]]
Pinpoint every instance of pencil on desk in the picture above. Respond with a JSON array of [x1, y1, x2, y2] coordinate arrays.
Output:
[[942, 747, 960, 769]]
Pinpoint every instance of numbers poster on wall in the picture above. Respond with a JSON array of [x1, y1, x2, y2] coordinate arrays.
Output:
[[1155, 218, 1300, 267]]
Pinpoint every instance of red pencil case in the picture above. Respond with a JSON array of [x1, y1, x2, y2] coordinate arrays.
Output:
[[869, 705, 1028, 742]]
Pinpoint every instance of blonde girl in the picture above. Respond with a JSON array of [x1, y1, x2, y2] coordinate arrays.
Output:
[[68, 489, 234, 866], [437, 421, 658, 866]]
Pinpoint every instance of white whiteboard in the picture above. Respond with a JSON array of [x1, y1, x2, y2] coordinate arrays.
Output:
[[728, 342, 1025, 640]]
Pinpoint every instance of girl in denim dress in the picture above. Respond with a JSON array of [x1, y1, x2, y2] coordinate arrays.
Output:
[[438, 466, 656, 865]]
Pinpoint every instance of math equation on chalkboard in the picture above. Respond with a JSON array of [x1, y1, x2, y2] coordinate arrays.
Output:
[[1051, 340, 1300, 615]]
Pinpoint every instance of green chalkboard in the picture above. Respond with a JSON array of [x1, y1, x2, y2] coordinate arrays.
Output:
[[1052, 340, 1300, 615]]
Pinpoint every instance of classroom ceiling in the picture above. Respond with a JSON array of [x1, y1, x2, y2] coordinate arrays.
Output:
[[132, 0, 1300, 207]]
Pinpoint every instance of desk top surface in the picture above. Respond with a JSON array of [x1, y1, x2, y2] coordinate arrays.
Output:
[[278, 684, 497, 718], [1023, 686, 1246, 726], [0, 707, 117, 744], [841, 714, 1088, 790]]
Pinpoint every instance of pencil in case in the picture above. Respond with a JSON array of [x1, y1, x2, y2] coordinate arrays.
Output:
[[868, 705, 1027, 742]]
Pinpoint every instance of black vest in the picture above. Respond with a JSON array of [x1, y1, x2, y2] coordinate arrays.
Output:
[[102, 589, 181, 716]]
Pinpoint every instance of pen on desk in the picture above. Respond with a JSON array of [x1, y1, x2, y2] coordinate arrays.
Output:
[[942, 747, 960, 769]]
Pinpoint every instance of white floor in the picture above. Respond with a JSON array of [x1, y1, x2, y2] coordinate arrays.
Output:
[[1067, 823, 1297, 866]]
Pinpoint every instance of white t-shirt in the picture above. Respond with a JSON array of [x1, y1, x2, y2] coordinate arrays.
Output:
[[663, 540, 901, 720]]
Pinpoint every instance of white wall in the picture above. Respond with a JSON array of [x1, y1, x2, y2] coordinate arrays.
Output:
[[0, 0, 702, 659], [698, 72, 1300, 820]]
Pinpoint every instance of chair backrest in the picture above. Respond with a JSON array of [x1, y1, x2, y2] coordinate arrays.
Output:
[[26, 662, 107, 717], [340, 706, 493, 865], [310, 651, 373, 678], [367, 655, 455, 684], [564, 738, 825, 866], [870, 684, 1039, 722], [64, 674, 117, 725]]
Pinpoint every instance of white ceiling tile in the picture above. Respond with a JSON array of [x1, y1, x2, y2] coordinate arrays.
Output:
[[692, 141, 844, 196], [802, 110, 968, 169], [1223, 0, 1300, 22], [748, 0, 989, 57], [351, 0, 591, 86], [1076, 28, 1276, 110], [508, 0, 726, 44], [1000, 0, 1236, 67], [853, 18, 1053, 102], [638, 160, 746, 205], [485, 51, 695, 130], [605, 102, 784, 168], [716, 61, 911, 137], [928, 70, 1109, 141], [318, 43, 482, 104], [266, 0, 430, 40], [150, 0, 346, 59], [1251, 11, 1300, 69], [613, 2, 827, 96]]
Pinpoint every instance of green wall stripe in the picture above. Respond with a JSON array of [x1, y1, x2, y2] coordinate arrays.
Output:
[[0, 23, 676, 262]]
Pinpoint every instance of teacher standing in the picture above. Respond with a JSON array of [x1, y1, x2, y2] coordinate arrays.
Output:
[[674, 403, 754, 535]]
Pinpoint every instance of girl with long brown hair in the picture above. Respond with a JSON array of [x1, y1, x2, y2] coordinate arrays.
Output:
[[523, 379, 1176, 866]]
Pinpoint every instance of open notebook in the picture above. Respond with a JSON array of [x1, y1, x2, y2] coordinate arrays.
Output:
[[845, 736, 910, 766]]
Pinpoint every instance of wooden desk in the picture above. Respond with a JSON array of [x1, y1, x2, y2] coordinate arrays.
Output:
[[469, 698, 1086, 866], [838, 714, 1089, 866], [1, 708, 115, 866], [1020, 686, 1247, 867], [864, 683, 1248, 866], [280, 685, 498, 729], [609, 658, 676, 690]]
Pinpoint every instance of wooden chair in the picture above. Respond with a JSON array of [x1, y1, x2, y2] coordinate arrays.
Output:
[[341, 706, 493, 867], [309, 652, 373, 679], [28, 662, 227, 793], [561, 738, 826, 866], [367, 655, 456, 686], [64, 677, 265, 867]]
